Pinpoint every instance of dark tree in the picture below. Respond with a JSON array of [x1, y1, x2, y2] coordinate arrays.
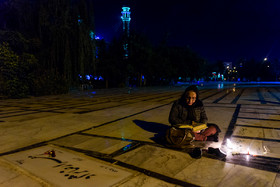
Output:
[[0, 0, 96, 96]]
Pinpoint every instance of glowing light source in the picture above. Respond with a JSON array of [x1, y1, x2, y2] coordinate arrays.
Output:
[[227, 139, 234, 149], [246, 155, 250, 161], [121, 7, 131, 22]]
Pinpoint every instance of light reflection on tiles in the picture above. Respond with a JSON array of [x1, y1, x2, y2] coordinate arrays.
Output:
[[224, 137, 280, 158], [224, 138, 264, 155]]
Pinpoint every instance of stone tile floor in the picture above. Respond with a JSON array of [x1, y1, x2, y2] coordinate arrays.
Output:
[[0, 84, 280, 186]]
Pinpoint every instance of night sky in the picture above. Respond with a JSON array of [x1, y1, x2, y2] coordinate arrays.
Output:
[[92, 0, 280, 62]]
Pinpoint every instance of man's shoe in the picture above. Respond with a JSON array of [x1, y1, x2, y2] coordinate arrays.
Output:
[[207, 147, 226, 159], [190, 147, 202, 159]]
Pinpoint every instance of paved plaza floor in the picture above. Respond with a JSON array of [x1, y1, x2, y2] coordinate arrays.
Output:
[[0, 83, 280, 186]]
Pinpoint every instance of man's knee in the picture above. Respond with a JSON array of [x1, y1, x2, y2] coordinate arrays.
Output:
[[202, 126, 217, 137]]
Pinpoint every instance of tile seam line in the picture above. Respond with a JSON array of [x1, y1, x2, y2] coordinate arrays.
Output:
[[257, 88, 266, 104], [213, 91, 233, 103], [222, 104, 241, 146], [231, 135, 280, 142], [238, 105, 280, 108], [268, 90, 280, 102], [231, 88, 245, 104], [237, 117, 280, 121], [235, 124, 280, 130], [238, 112, 278, 115], [201, 90, 225, 101]]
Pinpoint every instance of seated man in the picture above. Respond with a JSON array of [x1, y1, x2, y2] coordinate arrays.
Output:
[[168, 85, 220, 141]]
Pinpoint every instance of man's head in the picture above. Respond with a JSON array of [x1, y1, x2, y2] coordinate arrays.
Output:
[[180, 85, 199, 106], [186, 90, 197, 105]]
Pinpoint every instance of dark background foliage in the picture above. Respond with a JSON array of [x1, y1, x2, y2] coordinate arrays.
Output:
[[0, 0, 279, 98]]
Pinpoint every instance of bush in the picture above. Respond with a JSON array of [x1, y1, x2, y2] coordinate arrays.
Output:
[[0, 42, 70, 98], [0, 42, 35, 98], [32, 70, 69, 96]]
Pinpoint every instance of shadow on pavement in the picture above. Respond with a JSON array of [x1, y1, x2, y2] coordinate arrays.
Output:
[[133, 119, 170, 145]]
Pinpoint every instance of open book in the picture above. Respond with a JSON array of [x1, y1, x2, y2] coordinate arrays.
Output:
[[177, 121, 208, 132]]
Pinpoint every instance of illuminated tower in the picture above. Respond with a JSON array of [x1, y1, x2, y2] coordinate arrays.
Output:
[[121, 6, 131, 58]]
